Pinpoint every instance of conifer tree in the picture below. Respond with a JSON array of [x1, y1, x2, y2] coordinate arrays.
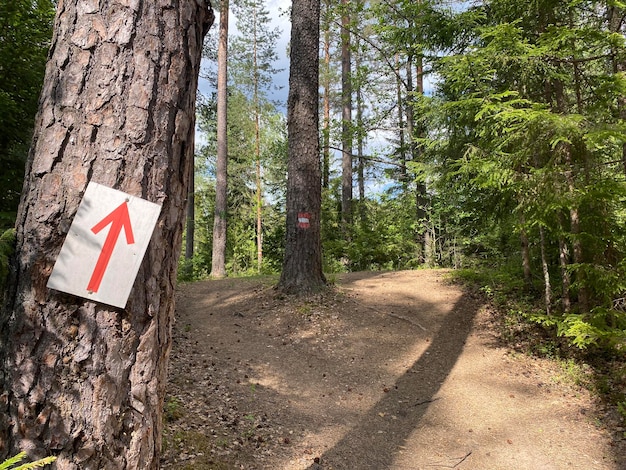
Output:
[[211, 0, 230, 278], [0, 0, 213, 465], [278, 0, 326, 293], [231, 0, 282, 273]]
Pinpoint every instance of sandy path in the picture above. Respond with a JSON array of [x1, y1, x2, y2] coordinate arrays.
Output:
[[162, 270, 623, 469]]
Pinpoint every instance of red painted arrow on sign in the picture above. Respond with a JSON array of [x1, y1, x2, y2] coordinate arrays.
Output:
[[87, 201, 135, 293]]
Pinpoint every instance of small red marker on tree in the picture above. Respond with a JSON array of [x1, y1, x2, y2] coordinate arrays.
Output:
[[297, 212, 310, 229]]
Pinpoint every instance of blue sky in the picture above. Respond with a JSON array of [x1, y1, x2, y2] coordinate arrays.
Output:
[[194, 0, 430, 196], [197, 0, 291, 109]]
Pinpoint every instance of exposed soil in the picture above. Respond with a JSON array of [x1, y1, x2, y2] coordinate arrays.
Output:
[[160, 270, 626, 469]]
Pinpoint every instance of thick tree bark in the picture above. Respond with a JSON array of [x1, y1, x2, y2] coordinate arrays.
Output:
[[278, 0, 326, 294], [210, 0, 229, 279], [0, 1, 213, 468]]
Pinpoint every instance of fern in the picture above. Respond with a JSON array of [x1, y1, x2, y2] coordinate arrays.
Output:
[[0, 452, 56, 470], [528, 308, 626, 351]]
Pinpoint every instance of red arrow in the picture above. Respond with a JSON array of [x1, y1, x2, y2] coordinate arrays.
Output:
[[87, 201, 135, 293]]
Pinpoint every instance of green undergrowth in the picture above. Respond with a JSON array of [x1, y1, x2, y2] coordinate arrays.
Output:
[[0, 228, 16, 296], [451, 266, 626, 424], [161, 429, 239, 470]]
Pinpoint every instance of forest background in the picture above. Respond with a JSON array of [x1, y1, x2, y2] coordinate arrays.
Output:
[[1, 0, 625, 412]]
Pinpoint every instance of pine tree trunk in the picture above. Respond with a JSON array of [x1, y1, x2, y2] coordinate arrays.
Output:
[[340, 0, 352, 233], [405, 54, 427, 264], [278, 0, 325, 294], [355, 49, 366, 225], [414, 53, 431, 266], [395, 54, 407, 187], [0, 1, 213, 467], [211, 0, 229, 279], [321, 0, 331, 190], [256, 133, 263, 273], [253, 6, 263, 274], [184, 160, 195, 277]]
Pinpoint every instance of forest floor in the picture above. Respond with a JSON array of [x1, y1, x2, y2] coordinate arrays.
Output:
[[160, 270, 626, 470]]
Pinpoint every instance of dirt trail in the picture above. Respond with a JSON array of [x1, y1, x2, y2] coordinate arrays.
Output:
[[162, 270, 624, 469]]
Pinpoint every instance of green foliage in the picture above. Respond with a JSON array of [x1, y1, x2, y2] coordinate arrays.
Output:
[[162, 429, 238, 469], [618, 400, 626, 423], [182, 85, 287, 280], [529, 308, 626, 351], [0, 452, 56, 470], [421, 0, 626, 350], [0, 228, 16, 295], [164, 396, 185, 423], [0, 0, 55, 228]]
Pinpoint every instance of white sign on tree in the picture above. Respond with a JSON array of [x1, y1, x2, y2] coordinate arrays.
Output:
[[47, 182, 162, 308]]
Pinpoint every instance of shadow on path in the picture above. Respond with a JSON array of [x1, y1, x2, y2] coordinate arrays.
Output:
[[307, 292, 481, 469]]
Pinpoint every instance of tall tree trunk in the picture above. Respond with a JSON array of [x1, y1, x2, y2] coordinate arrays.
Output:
[[519, 213, 532, 289], [568, 198, 588, 311], [557, 212, 572, 312], [357, 119, 365, 225], [184, 158, 195, 277], [395, 54, 407, 187], [253, 6, 263, 273], [321, 0, 331, 190], [553, 80, 589, 312], [355, 43, 366, 225], [405, 54, 427, 264], [278, 0, 325, 294], [256, 148, 262, 273], [340, 0, 352, 234], [0, 1, 213, 467], [211, 0, 229, 279], [608, 5, 626, 176], [414, 52, 432, 265], [561, 140, 588, 312], [539, 225, 552, 315]]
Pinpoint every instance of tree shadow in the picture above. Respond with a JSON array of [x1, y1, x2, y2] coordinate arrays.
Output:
[[305, 291, 480, 469]]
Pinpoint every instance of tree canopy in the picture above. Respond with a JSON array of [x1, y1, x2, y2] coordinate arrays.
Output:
[[3, 0, 622, 351]]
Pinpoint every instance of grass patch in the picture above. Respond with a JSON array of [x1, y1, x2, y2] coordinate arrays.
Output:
[[161, 430, 240, 470], [164, 396, 185, 423]]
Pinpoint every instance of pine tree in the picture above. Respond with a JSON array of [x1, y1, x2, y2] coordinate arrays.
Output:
[[278, 0, 326, 293], [231, 0, 282, 273], [211, 0, 230, 278], [0, 0, 213, 465]]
